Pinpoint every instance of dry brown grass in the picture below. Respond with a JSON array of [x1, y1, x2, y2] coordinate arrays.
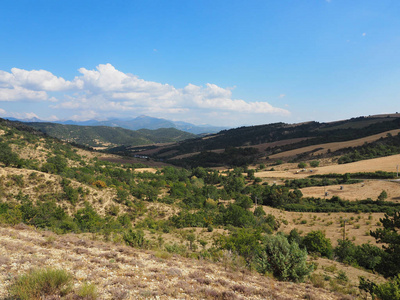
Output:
[[0, 225, 351, 300], [301, 180, 400, 202], [255, 205, 385, 247]]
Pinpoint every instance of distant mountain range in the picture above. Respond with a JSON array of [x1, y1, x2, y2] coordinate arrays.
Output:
[[6, 115, 228, 135]]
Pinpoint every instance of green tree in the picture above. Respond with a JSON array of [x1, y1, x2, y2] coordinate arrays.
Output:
[[310, 160, 320, 168], [0, 142, 20, 167], [371, 211, 400, 277], [378, 190, 388, 201], [360, 275, 400, 300], [74, 203, 102, 233], [256, 234, 313, 282], [302, 230, 333, 258], [334, 239, 358, 266], [221, 228, 262, 267]]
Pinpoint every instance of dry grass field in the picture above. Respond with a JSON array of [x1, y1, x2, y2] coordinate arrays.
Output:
[[300, 180, 400, 202], [259, 205, 384, 247]]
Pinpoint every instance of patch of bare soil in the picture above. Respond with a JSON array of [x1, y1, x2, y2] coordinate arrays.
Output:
[[0, 225, 347, 300]]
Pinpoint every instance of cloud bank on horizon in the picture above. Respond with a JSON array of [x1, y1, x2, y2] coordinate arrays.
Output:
[[0, 63, 290, 125]]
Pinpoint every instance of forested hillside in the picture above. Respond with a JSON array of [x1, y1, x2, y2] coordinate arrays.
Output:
[[137, 115, 400, 168], [25, 121, 196, 148]]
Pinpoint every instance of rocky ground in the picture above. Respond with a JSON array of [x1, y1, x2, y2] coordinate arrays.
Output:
[[0, 225, 351, 300]]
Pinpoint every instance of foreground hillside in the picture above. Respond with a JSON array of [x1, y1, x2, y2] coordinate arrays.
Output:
[[0, 225, 347, 300]]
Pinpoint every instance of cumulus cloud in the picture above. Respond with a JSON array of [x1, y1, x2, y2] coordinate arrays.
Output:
[[0, 86, 48, 101], [0, 64, 290, 123], [0, 68, 79, 92]]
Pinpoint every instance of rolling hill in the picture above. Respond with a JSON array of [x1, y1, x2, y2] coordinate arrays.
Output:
[[24, 121, 196, 149], [115, 114, 400, 168]]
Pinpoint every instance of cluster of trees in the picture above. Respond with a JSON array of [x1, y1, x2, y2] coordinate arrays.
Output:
[[358, 212, 400, 299], [337, 132, 400, 164], [282, 196, 400, 213], [284, 174, 361, 189], [172, 147, 260, 168], [0, 194, 133, 235], [310, 171, 397, 180]]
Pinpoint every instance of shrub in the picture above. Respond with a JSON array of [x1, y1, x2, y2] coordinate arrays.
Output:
[[8, 268, 72, 300], [221, 228, 262, 266], [123, 229, 147, 248], [297, 162, 307, 168], [302, 230, 333, 259], [310, 160, 320, 168], [93, 180, 107, 188], [77, 282, 98, 299], [360, 275, 400, 300], [256, 234, 313, 282], [336, 270, 348, 282]]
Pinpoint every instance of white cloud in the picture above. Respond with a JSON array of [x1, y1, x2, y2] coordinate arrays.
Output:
[[0, 108, 6, 115], [0, 86, 48, 101], [279, 94, 286, 98], [0, 64, 291, 124], [0, 68, 79, 91], [362, 32, 366, 36]]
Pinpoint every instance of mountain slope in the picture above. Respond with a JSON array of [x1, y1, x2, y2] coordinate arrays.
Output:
[[123, 114, 400, 168], [24, 122, 196, 148], [57, 115, 228, 134]]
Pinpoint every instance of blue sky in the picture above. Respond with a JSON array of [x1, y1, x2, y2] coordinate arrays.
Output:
[[0, 0, 399, 127]]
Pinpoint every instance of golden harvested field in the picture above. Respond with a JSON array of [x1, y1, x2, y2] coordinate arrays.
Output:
[[256, 153, 400, 179], [301, 180, 400, 202]]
